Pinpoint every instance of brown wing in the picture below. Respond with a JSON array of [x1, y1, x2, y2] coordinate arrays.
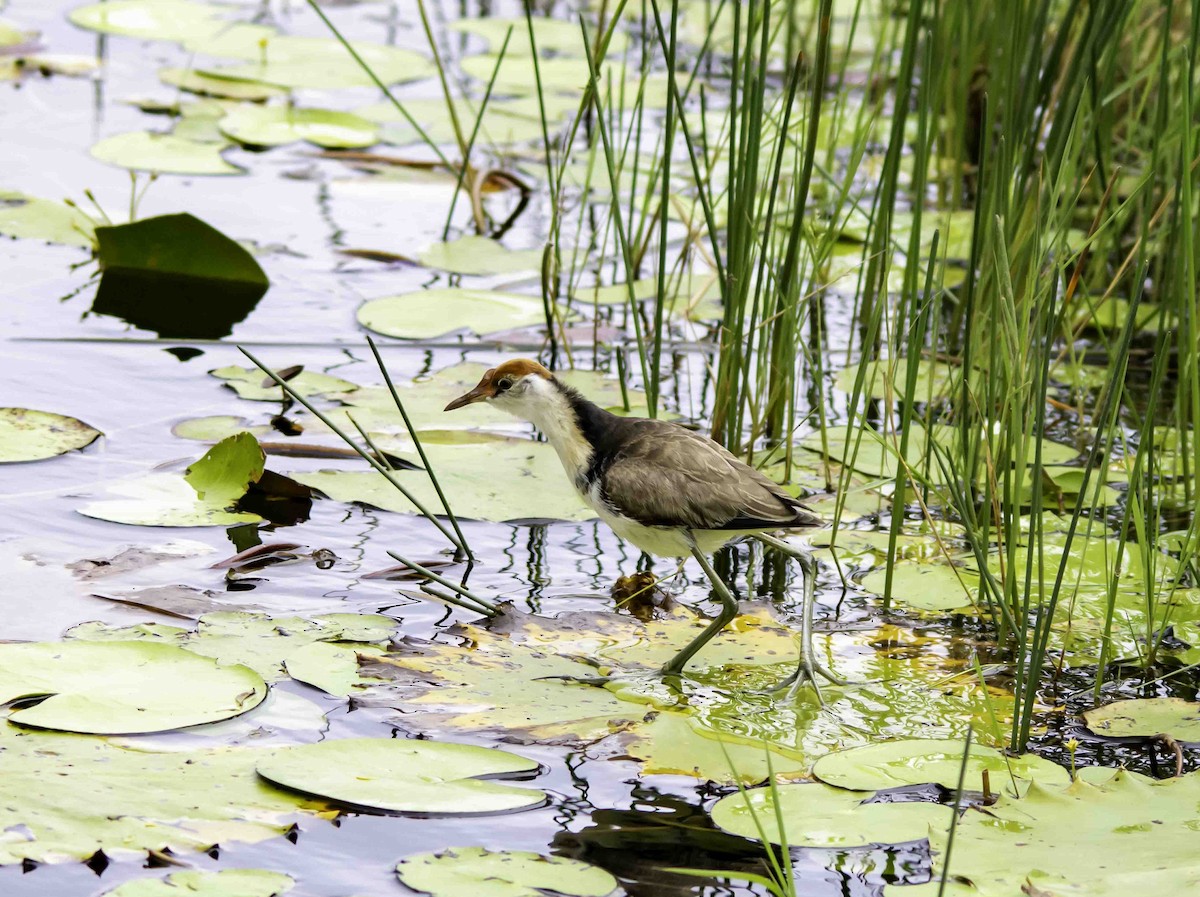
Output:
[[597, 420, 821, 531]]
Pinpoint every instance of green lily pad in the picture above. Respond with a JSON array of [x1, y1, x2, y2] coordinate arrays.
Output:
[[255, 738, 546, 814], [357, 288, 555, 340], [0, 640, 266, 734], [912, 771, 1200, 897], [0, 191, 96, 247], [219, 105, 378, 149], [96, 213, 268, 289], [570, 271, 724, 321], [812, 738, 1070, 792], [159, 67, 285, 102], [91, 131, 243, 175], [449, 16, 627, 57], [210, 365, 357, 402], [710, 781, 945, 847], [860, 561, 978, 612], [172, 415, 271, 442], [395, 847, 617, 897], [0, 724, 333, 865], [0, 407, 101, 462], [67, 611, 396, 684], [68, 0, 229, 41], [203, 35, 434, 90], [1083, 698, 1200, 743], [834, 358, 961, 403], [282, 640, 384, 696], [104, 869, 294, 897], [294, 437, 592, 523], [78, 473, 263, 527], [184, 431, 265, 504], [419, 235, 543, 276]]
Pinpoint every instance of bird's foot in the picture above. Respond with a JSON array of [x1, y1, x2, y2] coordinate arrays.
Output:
[[771, 655, 846, 705]]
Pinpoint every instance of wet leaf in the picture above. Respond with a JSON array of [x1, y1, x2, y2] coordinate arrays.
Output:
[[0, 724, 333, 865], [0, 640, 266, 734], [0, 407, 101, 462], [1083, 698, 1200, 743], [418, 235, 543, 276], [220, 105, 379, 149], [255, 738, 547, 814], [812, 738, 1069, 792], [90, 131, 244, 175], [104, 869, 294, 897], [184, 431, 265, 504], [395, 847, 617, 897], [357, 288, 556, 340], [0, 191, 96, 247], [711, 781, 944, 847]]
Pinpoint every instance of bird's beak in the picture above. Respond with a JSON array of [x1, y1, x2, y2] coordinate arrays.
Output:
[[444, 383, 490, 412]]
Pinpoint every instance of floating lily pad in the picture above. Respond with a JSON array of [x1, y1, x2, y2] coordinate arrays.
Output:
[[835, 358, 961, 403], [283, 640, 384, 696], [69, 0, 230, 41], [204, 35, 434, 90], [184, 431, 265, 504], [449, 16, 627, 57], [0, 407, 101, 462], [908, 771, 1200, 897], [91, 131, 243, 175], [173, 415, 271, 442], [211, 365, 356, 402], [419, 235, 543, 276], [395, 847, 617, 897], [710, 781, 945, 847], [159, 67, 285, 102], [255, 738, 546, 814], [812, 738, 1070, 792], [1083, 698, 1200, 743], [78, 473, 263, 527], [104, 869, 294, 897], [294, 437, 592, 523], [860, 561, 978, 612], [0, 724, 333, 865], [0, 640, 266, 734], [0, 191, 96, 247], [357, 288, 554, 340], [219, 105, 378, 149]]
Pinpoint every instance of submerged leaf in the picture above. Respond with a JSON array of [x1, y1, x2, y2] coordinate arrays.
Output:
[[0, 407, 101, 463], [395, 847, 617, 897], [256, 738, 547, 814], [0, 640, 266, 734]]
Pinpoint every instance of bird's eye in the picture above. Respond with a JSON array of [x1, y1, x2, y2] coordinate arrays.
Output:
[[496, 377, 513, 392]]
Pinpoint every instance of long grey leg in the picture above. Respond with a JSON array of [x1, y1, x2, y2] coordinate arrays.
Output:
[[660, 532, 740, 677], [755, 532, 844, 699]]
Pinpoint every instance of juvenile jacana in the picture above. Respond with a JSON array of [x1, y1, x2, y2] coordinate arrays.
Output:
[[445, 359, 841, 694]]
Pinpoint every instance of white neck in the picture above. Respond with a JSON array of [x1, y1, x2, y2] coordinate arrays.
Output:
[[506, 377, 593, 486]]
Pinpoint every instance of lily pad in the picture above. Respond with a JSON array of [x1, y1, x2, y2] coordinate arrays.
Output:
[[255, 738, 546, 814], [395, 847, 617, 897], [419, 235, 543, 276], [159, 67, 285, 102], [449, 16, 627, 57], [0, 191, 96, 247], [91, 131, 243, 175], [104, 869, 294, 897], [283, 640, 384, 696], [219, 105, 378, 149], [69, 0, 230, 41], [78, 473, 263, 527], [812, 738, 1070, 792], [211, 365, 356, 402], [860, 561, 978, 612], [0, 640, 266, 734], [0, 724, 333, 865], [357, 288, 554, 340], [710, 781, 945, 847], [203, 35, 434, 90], [1083, 698, 1200, 743], [184, 431, 265, 504], [0, 407, 101, 462]]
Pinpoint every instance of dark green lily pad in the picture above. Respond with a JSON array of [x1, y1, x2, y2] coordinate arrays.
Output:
[[0, 407, 101, 462], [0, 640, 266, 734], [395, 847, 617, 897], [255, 738, 546, 814]]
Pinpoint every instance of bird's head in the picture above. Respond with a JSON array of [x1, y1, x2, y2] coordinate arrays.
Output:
[[443, 359, 556, 419]]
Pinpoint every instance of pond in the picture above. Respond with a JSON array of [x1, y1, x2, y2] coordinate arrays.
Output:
[[2, 1, 1199, 896]]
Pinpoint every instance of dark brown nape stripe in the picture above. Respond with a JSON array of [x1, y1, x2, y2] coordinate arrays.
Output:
[[551, 379, 636, 489]]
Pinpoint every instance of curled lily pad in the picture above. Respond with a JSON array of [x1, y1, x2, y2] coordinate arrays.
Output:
[[219, 105, 378, 149], [1083, 698, 1200, 743], [812, 738, 1070, 792], [0, 640, 266, 734], [91, 131, 243, 175], [0, 407, 101, 462], [357, 288, 556, 340], [255, 738, 546, 814], [104, 869, 294, 897], [0, 191, 96, 247], [395, 847, 617, 897], [710, 781, 944, 847]]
